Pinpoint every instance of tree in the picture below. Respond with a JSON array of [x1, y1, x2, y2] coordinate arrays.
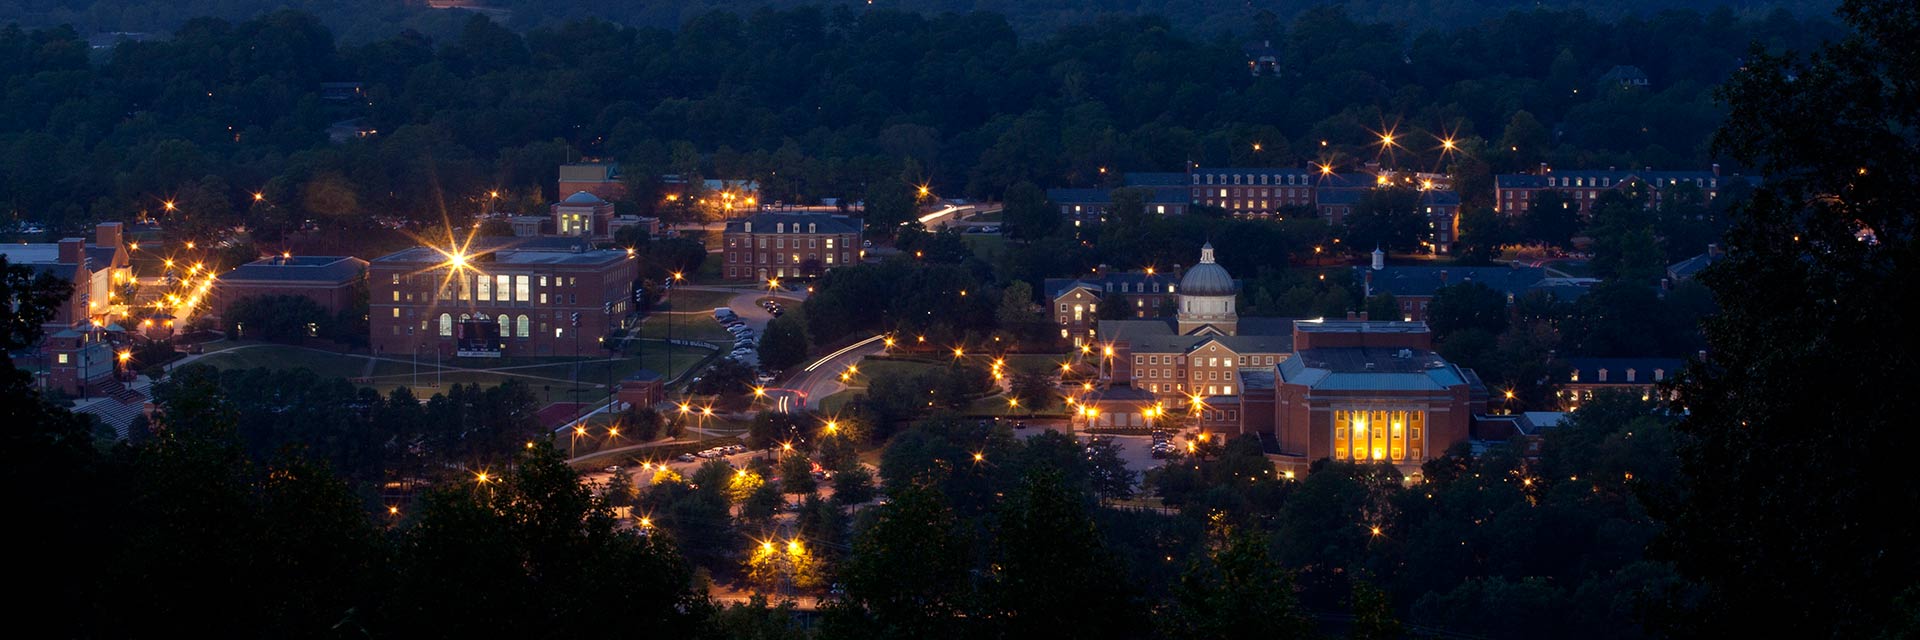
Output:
[[1498, 110, 1551, 169], [1345, 187, 1424, 252], [832, 466, 876, 505], [1426, 282, 1509, 338], [1454, 206, 1511, 264], [1007, 370, 1058, 413], [757, 314, 809, 371], [224, 294, 332, 343], [603, 469, 636, 508], [2, 257, 70, 350], [1163, 527, 1313, 640], [691, 359, 755, 397], [1364, 293, 1400, 322], [1661, 2, 1920, 636], [1523, 191, 1581, 250], [1002, 181, 1058, 241], [865, 180, 918, 238], [1349, 579, 1405, 640], [985, 468, 1147, 638], [827, 482, 973, 639], [778, 452, 816, 496]]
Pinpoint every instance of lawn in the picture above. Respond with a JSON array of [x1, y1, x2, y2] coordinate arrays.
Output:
[[661, 289, 738, 312], [191, 345, 370, 380], [631, 314, 732, 341], [961, 233, 1008, 262], [818, 389, 863, 414]]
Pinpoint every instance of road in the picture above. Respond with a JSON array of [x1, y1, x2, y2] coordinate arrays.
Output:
[[780, 335, 887, 411]]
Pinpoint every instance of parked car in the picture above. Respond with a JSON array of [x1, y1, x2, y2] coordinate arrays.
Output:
[[676, 453, 696, 462]]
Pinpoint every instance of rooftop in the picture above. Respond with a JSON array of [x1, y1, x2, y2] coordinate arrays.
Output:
[[1359, 265, 1549, 298], [222, 256, 368, 283], [373, 244, 627, 268], [724, 212, 861, 235]]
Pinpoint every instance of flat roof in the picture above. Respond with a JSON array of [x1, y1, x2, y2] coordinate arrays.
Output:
[[373, 244, 627, 268], [222, 256, 367, 283]]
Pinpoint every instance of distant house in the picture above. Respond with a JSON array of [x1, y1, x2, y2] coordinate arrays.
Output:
[[1666, 244, 1724, 284], [319, 82, 364, 101], [1599, 65, 1651, 90], [1244, 40, 1280, 76], [326, 118, 376, 143]]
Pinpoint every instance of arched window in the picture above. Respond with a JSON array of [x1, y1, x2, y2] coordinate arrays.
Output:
[[438, 313, 452, 336], [517, 314, 529, 338], [497, 315, 509, 338]]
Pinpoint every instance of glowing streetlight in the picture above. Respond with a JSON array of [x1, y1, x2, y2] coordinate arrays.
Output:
[[162, 200, 176, 212], [388, 505, 400, 516], [252, 192, 264, 202]]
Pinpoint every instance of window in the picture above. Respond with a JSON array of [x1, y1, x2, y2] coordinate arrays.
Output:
[[539, 275, 548, 287], [826, 238, 835, 248], [58, 353, 67, 364], [477, 275, 490, 301], [439, 314, 452, 336], [516, 315, 529, 338], [391, 307, 400, 318], [516, 276, 529, 302]]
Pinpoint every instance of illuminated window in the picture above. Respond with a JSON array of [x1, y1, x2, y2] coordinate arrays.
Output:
[[516, 276, 529, 302], [517, 315, 529, 338], [476, 275, 490, 301], [439, 314, 452, 336]]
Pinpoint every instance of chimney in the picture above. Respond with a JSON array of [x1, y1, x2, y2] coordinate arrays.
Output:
[[95, 222, 123, 249], [58, 237, 85, 265], [1539, 162, 1550, 174], [1711, 163, 1721, 177], [1359, 310, 1370, 321], [1707, 243, 1724, 257], [1346, 311, 1357, 321]]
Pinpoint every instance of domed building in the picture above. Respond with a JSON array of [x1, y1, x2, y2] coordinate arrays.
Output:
[[1176, 242, 1238, 335], [550, 191, 614, 237]]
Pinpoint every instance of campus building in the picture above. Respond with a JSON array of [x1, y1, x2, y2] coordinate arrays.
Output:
[[1243, 320, 1488, 475], [1090, 244, 1295, 399], [1044, 268, 1184, 347], [1556, 357, 1685, 410], [720, 212, 862, 281], [0, 223, 133, 330], [552, 191, 617, 238], [557, 163, 626, 201], [367, 238, 638, 358], [1493, 165, 1753, 216], [213, 255, 367, 320], [1355, 252, 1592, 321]]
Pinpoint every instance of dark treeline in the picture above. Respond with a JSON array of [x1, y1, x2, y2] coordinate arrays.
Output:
[[0, 0, 1841, 40], [3, 5, 1841, 238]]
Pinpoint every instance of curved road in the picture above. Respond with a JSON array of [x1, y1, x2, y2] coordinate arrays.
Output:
[[776, 335, 887, 411]]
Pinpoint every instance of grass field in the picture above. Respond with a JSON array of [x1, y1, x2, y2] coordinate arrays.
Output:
[[661, 289, 738, 312], [962, 234, 1008, 262], [631, 314, 732, 341]]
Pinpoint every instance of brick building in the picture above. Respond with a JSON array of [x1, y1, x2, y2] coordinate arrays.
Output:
[[1556, 357, 1684, 410], [552, 191, 617, 238], [0, 223, 133, 330], [368, 238, 638, 358], [213, 255, 367, 320], [1493, 166, 1753, 216], [720, 213, 862, 281], [1245, 320, 1488, 475], [1086, 244, 1295, 399], [557, 163, 626, 201], [1044, 268, 1184, 347]]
